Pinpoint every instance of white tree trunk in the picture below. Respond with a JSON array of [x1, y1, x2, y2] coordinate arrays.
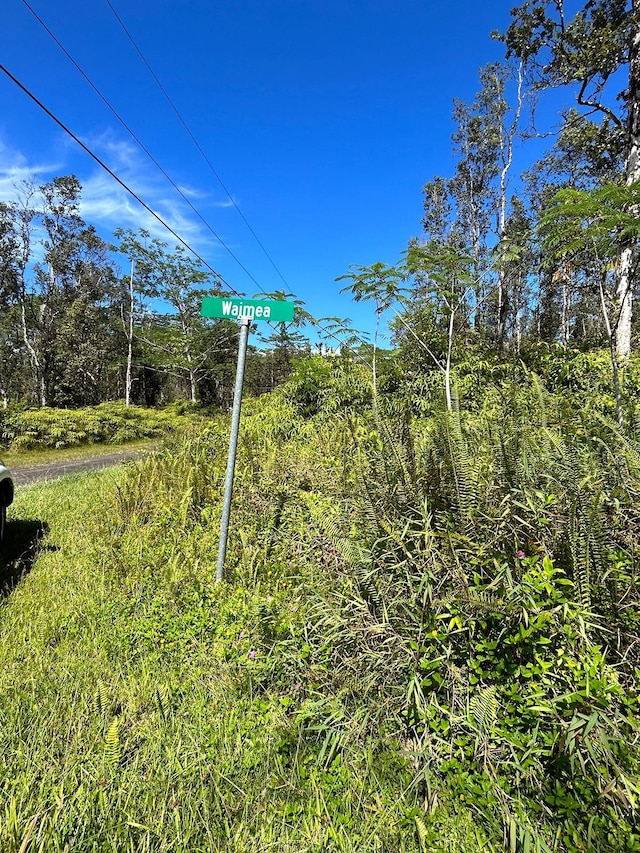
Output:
[[496, 63, 523, 349], [617, 245, 633, 360], [561, 277, 570, 346], [125, 260, 135, 406], [20, 300, 43, 406], [617, 8, 640, 360]]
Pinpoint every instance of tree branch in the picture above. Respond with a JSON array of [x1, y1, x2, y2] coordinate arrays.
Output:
[[577, 78, 624, 128]]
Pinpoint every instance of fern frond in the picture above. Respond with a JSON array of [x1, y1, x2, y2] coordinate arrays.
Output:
[[415, 815, 429, 851], [104, 716, 121, 768], [94, 681, 110, 717], [440, 411, 477, 534], [469, 686, 499, 736]]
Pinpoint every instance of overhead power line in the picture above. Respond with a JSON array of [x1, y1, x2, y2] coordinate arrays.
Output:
[[17, 0, 375, 359], [1, 43, 373, 364], [0, 62, 373, 363], [0, 61, 244, 297], [103, 0, 292, 291], [19, 0, 264, 291]]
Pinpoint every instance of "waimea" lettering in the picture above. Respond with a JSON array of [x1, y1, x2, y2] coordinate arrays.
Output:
[[221, 300, 271, 319]]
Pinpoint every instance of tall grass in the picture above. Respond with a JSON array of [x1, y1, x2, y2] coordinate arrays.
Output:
[[0, 412, 461, 852], [3, 369, 635, 852], [303, 385, 640, 852]]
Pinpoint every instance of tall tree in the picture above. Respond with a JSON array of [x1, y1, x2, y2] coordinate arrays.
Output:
[[499, 0, 640, 358], [36, 176, 117, 406], [521, 111, 625, 346], [494, 196, 535, 352], [0, 184, 43, 404], [540, 181, 640, 424], [421, 62, 529, 347], [113, 230, 226, 403]]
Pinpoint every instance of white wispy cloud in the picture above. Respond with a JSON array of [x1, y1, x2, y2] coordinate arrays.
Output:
[[0, 138, 63, 201], [79, 130, 231, 252], [0, 130, 235, 264], [176, 182, 236, 208]]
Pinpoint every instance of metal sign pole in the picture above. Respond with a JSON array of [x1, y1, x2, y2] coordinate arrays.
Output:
[[201, 295, 293, 581], [216, 317, 251, 581]]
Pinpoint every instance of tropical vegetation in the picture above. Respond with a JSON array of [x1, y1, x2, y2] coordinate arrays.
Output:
[[2, 1, 640, 850]]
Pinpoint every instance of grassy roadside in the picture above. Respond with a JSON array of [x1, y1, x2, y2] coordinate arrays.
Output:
[[5, 370, 637, 852], [0, 431, 477, 852]]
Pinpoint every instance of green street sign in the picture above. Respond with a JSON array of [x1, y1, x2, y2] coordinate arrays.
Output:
[[201, 296, 294, 323]]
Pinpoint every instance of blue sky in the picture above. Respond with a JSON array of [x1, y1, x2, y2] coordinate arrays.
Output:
[[1, 0, 566, 340]]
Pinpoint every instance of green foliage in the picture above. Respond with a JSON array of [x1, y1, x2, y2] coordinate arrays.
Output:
[[398, 346, 640, 425], [302, 376, 640, 851], [337, 261, 407, 314], [0, 401, 194, 450], [540, 182, 640, 263], [0, 407, 436, 852], [3, 365, 640, 852], [283, 356, 373, 417], [500, 0, 630, 99]]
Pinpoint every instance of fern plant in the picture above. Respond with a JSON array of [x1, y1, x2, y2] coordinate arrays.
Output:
[[104, 716, 121, 768], [304, 375, 640, 852]]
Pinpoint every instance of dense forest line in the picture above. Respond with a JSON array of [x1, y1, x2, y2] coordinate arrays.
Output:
[[0, 175, 315, 410]]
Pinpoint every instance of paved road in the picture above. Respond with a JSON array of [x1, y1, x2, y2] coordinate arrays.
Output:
[[11, 447, 152, 486]]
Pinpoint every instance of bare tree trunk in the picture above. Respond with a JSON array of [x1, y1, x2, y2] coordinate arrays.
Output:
[[445, 302, 455, 412], [12, 184, 43, 404], [20, 301, 44, 406], [178, 299, 198, 404], [561, 277, 570, 346], [599, 274, 624, 427], [617, 5, 640, 360], [372, 310, 380, 405], [496, 63, 523, 350], [125, 260, 135, 406]]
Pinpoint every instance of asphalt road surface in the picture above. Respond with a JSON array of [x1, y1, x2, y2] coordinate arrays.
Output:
[[11, 447, 152, 486]]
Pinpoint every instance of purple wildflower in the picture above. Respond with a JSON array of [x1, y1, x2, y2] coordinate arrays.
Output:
[[248, 649, 257, 660]]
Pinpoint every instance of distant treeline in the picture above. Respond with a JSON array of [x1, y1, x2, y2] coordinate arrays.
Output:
[[0, 176, 312, 410]]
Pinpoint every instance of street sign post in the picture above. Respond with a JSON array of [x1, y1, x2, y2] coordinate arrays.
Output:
[[201, 296, 295, 323], [201, 296, 295, 580]]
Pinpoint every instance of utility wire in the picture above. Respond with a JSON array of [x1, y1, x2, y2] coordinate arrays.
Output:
[[0, 62, 373, 365], [17, 0, 368, 360], [18, 0, 374, 359], [19, 0, 264, 292], [0, 61, 244, 297], [1, 59, 373, 365], [100, 3, 377, 360], [2, 61, 371, 359], [104, 0, 291, 291]]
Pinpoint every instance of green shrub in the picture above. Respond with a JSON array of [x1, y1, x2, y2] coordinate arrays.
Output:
[[283, 356, 373, 417], [303, 381, 640, 851], [0, 402, 197, 450]]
